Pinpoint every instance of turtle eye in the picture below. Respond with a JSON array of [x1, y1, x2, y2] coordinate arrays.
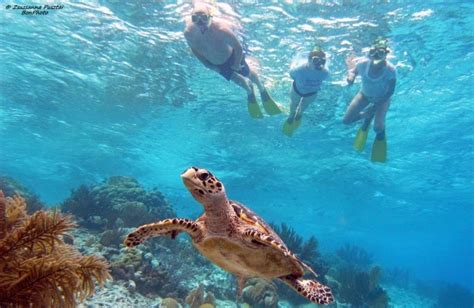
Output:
[[197, 172, 209, 181]]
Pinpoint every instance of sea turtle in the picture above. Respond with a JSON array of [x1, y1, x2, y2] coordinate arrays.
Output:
[[124, 167, 334, 305]]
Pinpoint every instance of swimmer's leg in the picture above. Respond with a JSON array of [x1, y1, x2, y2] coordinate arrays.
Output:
[[248, 69, 282, 115], [231, 72, 263, 119], [291, 94, 317, 134], [283, 87, 302, 136], [371, 99, 391, 162], [342, 91, 370, 125]]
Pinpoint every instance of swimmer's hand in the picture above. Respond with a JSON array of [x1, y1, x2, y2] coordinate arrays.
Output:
[[346, 74, 355, 86]]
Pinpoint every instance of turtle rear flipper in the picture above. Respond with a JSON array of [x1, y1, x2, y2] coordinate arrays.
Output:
[[124, 218, 202, 247], [279, 275, 334, 305]]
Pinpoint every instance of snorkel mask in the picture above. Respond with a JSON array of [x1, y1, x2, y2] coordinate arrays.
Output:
[[309, 47, 326, 70], [191, 5, 212, 33], [369, 37, 389, 64], [192, 13, 211, 25]]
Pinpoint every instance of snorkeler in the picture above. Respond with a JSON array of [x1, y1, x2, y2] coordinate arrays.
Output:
[[343, 38, 396, 162], [283, 48, 329, 137], [184, 3, 281, 118]]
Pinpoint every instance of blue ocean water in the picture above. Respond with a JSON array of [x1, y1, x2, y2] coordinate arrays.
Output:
[[0, 0, 472, 300]]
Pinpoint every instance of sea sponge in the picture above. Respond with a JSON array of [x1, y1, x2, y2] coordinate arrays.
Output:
[[0, 191, 111, 307], [242, 278, 279, 308], [185, 284, 216, 308], [161, 297, 180, 308]]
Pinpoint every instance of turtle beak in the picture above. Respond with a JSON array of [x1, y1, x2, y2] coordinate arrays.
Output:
[[181, 167, 198, 178], [181, 167, 198, 187]]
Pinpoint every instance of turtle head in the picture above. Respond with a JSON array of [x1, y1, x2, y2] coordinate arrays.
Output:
[[181, 167, 226, 206]]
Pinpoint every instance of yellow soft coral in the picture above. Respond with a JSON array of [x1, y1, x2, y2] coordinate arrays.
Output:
[[0, 190, 111, 307]]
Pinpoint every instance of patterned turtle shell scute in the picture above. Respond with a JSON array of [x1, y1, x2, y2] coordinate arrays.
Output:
[[229, 200, 288, 250]]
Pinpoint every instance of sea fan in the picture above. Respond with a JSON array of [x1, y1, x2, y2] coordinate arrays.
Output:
[[0, 190, 111, 307]]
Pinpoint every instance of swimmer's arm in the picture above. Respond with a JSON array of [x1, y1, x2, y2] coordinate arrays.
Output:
[[346, 56, 359, 85], [184, 29, 217, 70], [381, 78, 396, 100], [190, 47, 217, 70], [346, 65, 358, 85], [222, 28, 243, 70]]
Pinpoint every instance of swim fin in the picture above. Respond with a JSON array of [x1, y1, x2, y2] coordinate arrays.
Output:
[[292, 119, 302, 133], [248, 93, 263, 119], [282, 120, 294, 137], [261, 91, 282, 115], [371, 136, 387, 163], [353, 127, 369, 152]]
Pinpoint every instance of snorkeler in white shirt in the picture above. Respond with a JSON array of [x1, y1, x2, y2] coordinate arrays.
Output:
[[343, 38, 397, 162], [283, 48, 329, 137]]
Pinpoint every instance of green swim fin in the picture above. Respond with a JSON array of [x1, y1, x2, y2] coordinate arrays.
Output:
[[282, 120, 294, 137], [261, 91, 282, 115], [371, 136, 387, 163], [353, 127, 369, 152], [247, 93, 263, 119]]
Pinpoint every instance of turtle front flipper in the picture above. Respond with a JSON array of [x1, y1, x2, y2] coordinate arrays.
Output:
[[279, 275, 333, 305], [124, 218, 202, 247]]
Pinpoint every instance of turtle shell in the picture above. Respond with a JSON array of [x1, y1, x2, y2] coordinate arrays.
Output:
[[193, 201, 305, 279]]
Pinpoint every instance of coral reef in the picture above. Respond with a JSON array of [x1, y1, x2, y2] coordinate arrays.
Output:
[[434, 283, 473, 308], [0, 176, 44, 213], [336, 243, 373, 269], [242, 278, 279, 308], [0, 191, 111, 307], [61, 176, 175, 230], [109, 246, 182, 298], [185, 284, 216, 308], [335, 265, 389, 308]]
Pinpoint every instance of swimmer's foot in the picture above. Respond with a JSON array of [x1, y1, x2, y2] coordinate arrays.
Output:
[[247, 92, 263, 119], [261, 90, 282, 115], [371, 131, 387, 163], [354, 116, 373, 152]]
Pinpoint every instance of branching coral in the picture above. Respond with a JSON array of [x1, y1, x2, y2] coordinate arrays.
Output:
[[270, 223, 323, 270], [0, 176, 44, 214], [335, 265, 389, 308], [0, 191, 111, 307]]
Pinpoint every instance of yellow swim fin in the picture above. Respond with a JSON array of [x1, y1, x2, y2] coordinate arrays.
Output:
[[248, 103, 263, 119], [261, 91, 282, 115], [292, 119, 302, 133], [282, 120, 294, 137], [353, 127, 369, 152], [247, 93, 263, 119], [371, 136, 387, 163]]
